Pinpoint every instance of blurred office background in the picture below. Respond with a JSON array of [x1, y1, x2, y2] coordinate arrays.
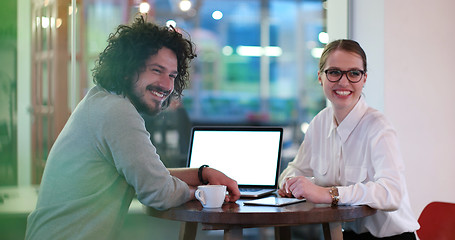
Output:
[[2, 0, 327, 186], [2, 0, 455, 239]]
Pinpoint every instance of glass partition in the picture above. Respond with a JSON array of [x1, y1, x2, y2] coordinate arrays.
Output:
[[132, 0, 327, 127], [79, 0, 327, 167], [1, 0, 327, 185], [83, 1, 325, 126]]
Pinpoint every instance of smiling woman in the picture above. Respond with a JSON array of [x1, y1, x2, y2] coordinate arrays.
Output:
[[278, 39, 419, 239]]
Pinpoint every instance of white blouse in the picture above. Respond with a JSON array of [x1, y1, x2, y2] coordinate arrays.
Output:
[[279, 96, 420, 237]]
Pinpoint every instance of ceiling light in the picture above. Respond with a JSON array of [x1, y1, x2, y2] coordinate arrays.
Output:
[[212, 11, 223, 20], [139, 2, 150, 14], [179, 0, 191, 12]]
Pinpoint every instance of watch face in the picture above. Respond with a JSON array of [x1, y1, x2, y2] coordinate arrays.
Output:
[[330, 187, 339, 206]]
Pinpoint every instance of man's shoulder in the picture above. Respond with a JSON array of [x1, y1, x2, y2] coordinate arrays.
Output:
[[73, 86, 141, 127], [85, 86, 135, 113]]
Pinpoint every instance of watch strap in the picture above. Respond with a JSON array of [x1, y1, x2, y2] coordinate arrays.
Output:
[[198, 165, 209, 185]]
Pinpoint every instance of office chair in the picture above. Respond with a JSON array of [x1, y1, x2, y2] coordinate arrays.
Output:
[[416, 201, 455, 240]]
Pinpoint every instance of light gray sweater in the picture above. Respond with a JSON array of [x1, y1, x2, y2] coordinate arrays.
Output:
[[26, 86, 190, 240]]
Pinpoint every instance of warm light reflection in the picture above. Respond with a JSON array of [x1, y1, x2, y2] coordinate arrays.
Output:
[[68, 6, 78, 15], [236, 46, 282, 57], [37, 17, 62, 29], [56, 18, 62, 28]]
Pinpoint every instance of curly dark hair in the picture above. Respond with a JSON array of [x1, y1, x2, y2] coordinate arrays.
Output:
[[92, 16, 196, 102]]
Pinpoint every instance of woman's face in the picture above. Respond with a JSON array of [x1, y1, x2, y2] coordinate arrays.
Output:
[[318, 49, 367, 119]]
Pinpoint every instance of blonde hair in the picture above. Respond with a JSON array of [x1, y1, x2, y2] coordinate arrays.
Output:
[[319, 39, 367, 72]]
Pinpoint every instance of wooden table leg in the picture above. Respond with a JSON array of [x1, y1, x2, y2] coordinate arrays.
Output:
[[322, 222, 342, 240], [274, 226, 291, 240], [179, 222, 198, 240], [223, 227, 243, 240]]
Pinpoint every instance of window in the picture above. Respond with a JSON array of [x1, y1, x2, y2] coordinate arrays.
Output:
[[146, 0, 327, 127], [80, 0, 327, 168], [2, 0, 327, 185]]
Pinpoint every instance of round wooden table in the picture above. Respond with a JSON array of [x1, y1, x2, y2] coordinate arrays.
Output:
[[146, 198, 376, 240]]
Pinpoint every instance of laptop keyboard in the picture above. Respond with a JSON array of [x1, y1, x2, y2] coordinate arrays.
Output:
[[241, 188, 264, 192]]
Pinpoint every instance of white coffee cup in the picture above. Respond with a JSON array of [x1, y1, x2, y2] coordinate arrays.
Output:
[[195, 185, 227, 208]]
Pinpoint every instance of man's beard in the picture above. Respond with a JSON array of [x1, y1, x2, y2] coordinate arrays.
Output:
[[127, 90, 165, 116]]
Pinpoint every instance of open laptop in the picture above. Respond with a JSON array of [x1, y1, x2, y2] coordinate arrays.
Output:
[[187, 126, 283, 198]]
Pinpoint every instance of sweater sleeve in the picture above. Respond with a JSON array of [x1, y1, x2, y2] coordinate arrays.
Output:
[[96, 96, 190, 210]]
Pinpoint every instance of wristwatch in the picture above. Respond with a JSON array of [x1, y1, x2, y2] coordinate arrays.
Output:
[[329, 186, 339, 207]]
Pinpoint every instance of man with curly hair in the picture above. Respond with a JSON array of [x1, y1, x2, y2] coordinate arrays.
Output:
[[25, 17, 240, 240]]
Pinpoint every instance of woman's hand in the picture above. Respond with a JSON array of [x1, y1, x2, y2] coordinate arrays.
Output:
[[277, 177, 294, 198], [278, 176, 332, 204]]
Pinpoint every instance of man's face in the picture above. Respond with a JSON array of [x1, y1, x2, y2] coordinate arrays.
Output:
[[128, 47, 178, 116]]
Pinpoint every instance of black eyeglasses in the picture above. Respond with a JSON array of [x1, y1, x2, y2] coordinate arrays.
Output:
[[324, 69, 365, 83]]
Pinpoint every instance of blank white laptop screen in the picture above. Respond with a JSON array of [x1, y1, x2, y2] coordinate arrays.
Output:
[[187, 127, 283, 189]]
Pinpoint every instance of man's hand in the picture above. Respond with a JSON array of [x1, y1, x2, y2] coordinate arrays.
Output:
[[203, 167, 241, 202]]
